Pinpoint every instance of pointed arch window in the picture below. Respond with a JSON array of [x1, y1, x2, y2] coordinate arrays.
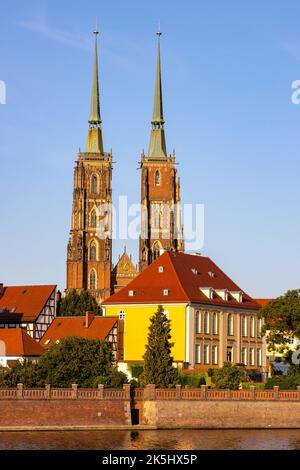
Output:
[[89, 242, 97, 261], [89, 269, 97, 290], [153, 241, 161, 261], [91, 210, 97, 228], [155, 170, 161, 186], [91, 175, 98, 194]]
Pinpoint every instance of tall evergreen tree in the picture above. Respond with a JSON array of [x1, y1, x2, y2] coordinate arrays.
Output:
[[140, 305, 179, 388], [58, 289, 101, 316]]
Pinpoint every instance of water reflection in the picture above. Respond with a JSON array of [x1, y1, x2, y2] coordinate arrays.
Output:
[[0, 429, 300, 450]]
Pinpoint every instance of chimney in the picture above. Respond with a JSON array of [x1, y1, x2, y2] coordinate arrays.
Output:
[[85, 311, 94, 328], [0, 284, 4, 298]]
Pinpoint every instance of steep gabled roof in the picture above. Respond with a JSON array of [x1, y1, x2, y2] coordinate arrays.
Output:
[[40, 316, 117, 349], [0, 285, 56, 322], [0, 329, 45, 357], [103, 251, 259, 310]]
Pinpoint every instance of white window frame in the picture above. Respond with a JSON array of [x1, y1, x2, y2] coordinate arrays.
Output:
[[212, 344, 218, 365], [195, 344, 201, 364], [204, 312, 210, 334], [204, 344, 209, 364]]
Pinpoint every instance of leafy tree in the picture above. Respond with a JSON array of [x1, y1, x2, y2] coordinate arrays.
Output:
[[58, 289, 101, 316], [265, 365, 300, 390], [0, 360, 40, 388], [0, 337, 127, 388], [139, 305, 179, 388], [259, 289, 300, 354], [208, 362, 245, 390]]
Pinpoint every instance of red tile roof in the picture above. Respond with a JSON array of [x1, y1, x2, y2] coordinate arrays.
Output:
[[0, 329, 45, 357], [0, 285, 56, 322], [255, 298, 272, 307], [103, 251, 260, 310], [40, 315, 117, 349]]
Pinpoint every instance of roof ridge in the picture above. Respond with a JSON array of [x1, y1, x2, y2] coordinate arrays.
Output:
[[166, 252, 190, 301]]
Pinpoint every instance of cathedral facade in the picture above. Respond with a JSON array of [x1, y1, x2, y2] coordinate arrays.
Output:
[[66, 31, 184, 303]]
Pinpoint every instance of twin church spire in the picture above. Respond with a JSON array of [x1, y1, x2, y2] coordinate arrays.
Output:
[[86, 30, 167, 158]]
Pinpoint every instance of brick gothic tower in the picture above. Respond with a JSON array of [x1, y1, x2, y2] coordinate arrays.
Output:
[[139, 32, 184, 272], [66, 31, 112, 303]]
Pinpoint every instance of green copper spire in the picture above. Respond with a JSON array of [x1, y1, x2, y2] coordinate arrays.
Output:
[[148, 31, 167, 159], [87, 29, 104, 153]]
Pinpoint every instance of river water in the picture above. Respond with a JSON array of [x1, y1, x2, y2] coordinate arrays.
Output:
[[0, 429, 300, 450]]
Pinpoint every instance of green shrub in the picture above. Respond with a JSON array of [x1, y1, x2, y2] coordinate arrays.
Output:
[[128, 363, 144, 379], [179, 371, 206, 388], [265, 375, 300, 390], [241, 381, 265, 390], [209, 362, 245, 390]]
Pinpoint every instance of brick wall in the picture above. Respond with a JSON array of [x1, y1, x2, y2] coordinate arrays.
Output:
[[0, 399, 131, 428], [142, 400, 300, 428]]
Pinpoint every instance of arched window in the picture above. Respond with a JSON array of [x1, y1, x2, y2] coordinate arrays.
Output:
[[212, 312, 218, 335], [91, 210, 97, 228], [155, 170, 161, 186], [89, 270, 97, 289], [153, 242, 161, 260], [204, 312, 210, 334], [89, 242, 97, 261], [227, 313, 233, 336], [91, 175, 98, 194], [242, 315, 247, 337], [250, 316, 254, 337], [195, 311, 201, 334]]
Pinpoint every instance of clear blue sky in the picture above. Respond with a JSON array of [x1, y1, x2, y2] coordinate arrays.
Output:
[[0, 0, 299, 297]]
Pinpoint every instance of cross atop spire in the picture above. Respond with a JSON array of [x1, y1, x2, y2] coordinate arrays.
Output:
[[86, 29, 104, 153], [148, 31, 167, 159]]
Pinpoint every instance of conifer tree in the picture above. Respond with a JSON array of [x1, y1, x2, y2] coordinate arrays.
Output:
[[140, 305, 179, 388]]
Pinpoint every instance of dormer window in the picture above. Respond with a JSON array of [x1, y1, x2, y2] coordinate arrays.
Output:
[[215, 289, 229, 301], [200, 287, 214, 299], [163, 289, 169, 296], [128, 290, 135, 297], [191, 268, 200, 275], [230, 291, 243, 303], [158, 266, 164, 273], [208, 271, 216, 278]]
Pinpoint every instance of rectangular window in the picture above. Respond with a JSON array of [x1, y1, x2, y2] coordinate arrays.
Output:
[[227, 314, 233, 336], [195, 311, 201, 334], [241, 347, 247, 365], [242, 315, 247, 337], [226, 346, 233, 362], [195, 344, 201, 364], [257, 348, 262, 366], [212, 345, 218, 364], [249, 347, 254, 366], [204, 312, 210, 334], [204, 344, 209, 364]]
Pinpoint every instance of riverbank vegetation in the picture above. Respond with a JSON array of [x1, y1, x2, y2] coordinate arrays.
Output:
[[0, 336, 126, 388]]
